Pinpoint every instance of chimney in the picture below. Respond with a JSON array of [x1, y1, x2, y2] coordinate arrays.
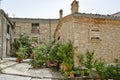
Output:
[[71, 0, 79, 14], [59, 9, 63, 19]]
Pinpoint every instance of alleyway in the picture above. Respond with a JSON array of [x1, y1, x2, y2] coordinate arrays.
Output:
[[0, 58, 63, 80]]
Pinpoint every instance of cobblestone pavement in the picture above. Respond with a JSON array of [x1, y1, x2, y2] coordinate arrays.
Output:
[[0, 58, 62, 80]]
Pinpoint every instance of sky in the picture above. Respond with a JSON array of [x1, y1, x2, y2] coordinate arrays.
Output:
[[1, 0, 120, 18]]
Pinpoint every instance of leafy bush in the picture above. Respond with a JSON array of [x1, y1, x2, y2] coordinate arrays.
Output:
[[78, 51, 95, 76], [106, 64, 120, 80], [16, 46, 28, 59], [12, 34, 32, 57], [29, 44, 48, 68], [95, 59, 107, 79], [56, 41, 74, 70], [105, 58, 120, 80]]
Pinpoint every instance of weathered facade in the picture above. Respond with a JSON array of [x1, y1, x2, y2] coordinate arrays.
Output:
[[10, 18, 58, 43], [54, 0, 120, 65], [0, 0, 120, 63], [0, 9, 13, 58]]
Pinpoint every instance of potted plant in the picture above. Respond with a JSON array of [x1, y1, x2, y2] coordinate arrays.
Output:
[[16, 51, 25, 62], [16, 46, 27, 63], [69, 70, 75, 78], [78, 51, 95, 77], [105, 64, 120, 80], [56, 41, 74, 71], [74, 67, 81, 77], [94, 59, 106, 80]]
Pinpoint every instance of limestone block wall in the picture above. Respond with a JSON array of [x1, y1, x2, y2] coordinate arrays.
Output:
[[73, 17, 120, 65], [57, 15, 120, 65], [0, 11, 14, 57], [39, 20, 58, 42], [13, 22, 32, 37], [10, 18, 58, 43], [60, 21, 74, 42]]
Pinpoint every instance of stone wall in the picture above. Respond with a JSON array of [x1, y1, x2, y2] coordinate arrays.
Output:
[[0, 10, 13, 58], [10, 18, 58, 43], [73, 17, 120, 65], [112, 12, 120, 17], [0, 14, 2, 58], [57, 15, 120, 65]]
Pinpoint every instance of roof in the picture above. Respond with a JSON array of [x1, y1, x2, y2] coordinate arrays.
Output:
[[10, 17, 59, 23], [73, 12, 120, 20], [111, 12, 120, 17]]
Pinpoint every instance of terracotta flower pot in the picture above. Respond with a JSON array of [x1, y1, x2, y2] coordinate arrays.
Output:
[[69, 73, 74, 78], [95, 78, 101, 80], [16, 58, 22, 63]]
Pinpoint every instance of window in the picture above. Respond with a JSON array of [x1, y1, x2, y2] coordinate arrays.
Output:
[[90, 26, 101, 42], [91, 29, 99, 32], [31, 23, 39, 33], [7, 25, 10, 34], [91, 37, 100, 40]]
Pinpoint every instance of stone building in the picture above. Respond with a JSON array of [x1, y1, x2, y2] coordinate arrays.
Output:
[[0, 0, 120, 64], [112, 12, 120, 17], [10, 18, 58, 43], [54, 0, 120, 65], [0, 9, 14, 59]]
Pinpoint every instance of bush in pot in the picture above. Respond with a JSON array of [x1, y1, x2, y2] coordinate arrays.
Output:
[[105, 58, 120, 80], [78, 51, 95, 77], [69, 70, 75, 78], [16, 46, 28, 62], [94, 58, 107, 80], [56, 41, 74, 71], [74, 66, 81, 77]]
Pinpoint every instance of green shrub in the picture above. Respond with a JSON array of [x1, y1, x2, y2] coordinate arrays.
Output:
[[12, 34, 32, 57], [29, 44, 48, 68], [16, 46, 28, 59], [95, 59, 107, 79], [78, 51, 95, 76], [105, 58, 120, 80], [106, 64, 120, 80]]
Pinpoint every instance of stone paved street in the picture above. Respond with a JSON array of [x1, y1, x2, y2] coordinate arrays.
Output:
[[0, 74, 31, 80], [0, 58, 62, 80]]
